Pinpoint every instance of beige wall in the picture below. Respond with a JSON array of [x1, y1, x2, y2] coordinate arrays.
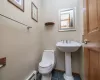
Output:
[[0, 0, 84, 79], [41, 0, 83, 73], [0, 0, 43, 80]]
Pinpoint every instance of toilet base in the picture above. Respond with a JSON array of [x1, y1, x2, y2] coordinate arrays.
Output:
[[42, 73, 52, 80], [64, 73, 74, 80]]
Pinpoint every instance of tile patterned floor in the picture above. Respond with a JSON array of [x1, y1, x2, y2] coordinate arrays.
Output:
[[37, 70, 81, 80], [52, 70, 81, 80]]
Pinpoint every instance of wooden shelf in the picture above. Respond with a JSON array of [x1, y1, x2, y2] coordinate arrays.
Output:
[[0, 57, 6, 68], [45, 22, 55, 26]]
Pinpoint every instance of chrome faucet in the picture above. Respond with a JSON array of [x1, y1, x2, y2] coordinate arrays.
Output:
[[61, 40, 64, 43], [61, 40, 69, 43], [66, 40, 68, 43]]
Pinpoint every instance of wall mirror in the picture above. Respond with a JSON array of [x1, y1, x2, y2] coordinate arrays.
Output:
[[59, 8, 76, 31]]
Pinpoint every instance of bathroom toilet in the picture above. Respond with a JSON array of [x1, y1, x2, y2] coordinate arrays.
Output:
[[38, 50, 55, 80]]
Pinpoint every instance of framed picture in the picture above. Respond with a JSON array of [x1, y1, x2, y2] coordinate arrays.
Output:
[[8, 0, 24, 12], [59, 8, 76, 32], [31, 2, 38, 22]]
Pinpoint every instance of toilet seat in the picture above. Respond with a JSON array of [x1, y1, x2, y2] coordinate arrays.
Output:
[[39, 65, 53, 74], [39, 61, 53, 74], [39, 61, 52, 68]]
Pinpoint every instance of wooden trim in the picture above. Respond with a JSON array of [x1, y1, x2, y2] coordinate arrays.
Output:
[[84, 48, 90, 80], [8, 0, 24, 12], [54, 69, 80, 76], [54, 69, 65, 72], [97, 0, 100, 30]]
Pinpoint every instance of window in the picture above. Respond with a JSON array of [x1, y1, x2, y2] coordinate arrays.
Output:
[[59, 8, 76, 31]]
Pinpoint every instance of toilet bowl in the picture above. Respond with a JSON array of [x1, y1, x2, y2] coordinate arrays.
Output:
[[38, 50, 55, 80]]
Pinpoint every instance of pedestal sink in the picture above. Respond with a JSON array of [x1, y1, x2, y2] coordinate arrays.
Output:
[[56, 40, 81, 80]]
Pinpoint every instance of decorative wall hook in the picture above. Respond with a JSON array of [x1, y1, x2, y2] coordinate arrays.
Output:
[[27, 27, 32, 30]]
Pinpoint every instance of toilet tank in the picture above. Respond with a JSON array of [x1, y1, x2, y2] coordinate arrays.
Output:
[[42, 50, 55, 65]]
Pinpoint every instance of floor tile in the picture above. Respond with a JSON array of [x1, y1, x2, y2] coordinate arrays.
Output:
[[52, 77, 58, 80], [57, 71, 64, 79], [37, 73, 42, 80], [52, 70, 59, 78], [52, 70, 81, 80], [58, 77, 65, 80], [74, 76, 81, 80], [38, 70, 81, 80]]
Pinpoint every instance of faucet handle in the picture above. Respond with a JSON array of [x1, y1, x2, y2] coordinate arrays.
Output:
[[61, 40, 64, 43], [66, 40, 68, 43]]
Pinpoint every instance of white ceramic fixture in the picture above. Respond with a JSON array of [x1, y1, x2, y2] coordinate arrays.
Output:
[[56, 40, 81, 80], [38, 50, 55, 80]]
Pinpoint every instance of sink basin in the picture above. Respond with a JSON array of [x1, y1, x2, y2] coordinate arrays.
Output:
[[56, 40, 81, 80], [56, 41, 81, 52]]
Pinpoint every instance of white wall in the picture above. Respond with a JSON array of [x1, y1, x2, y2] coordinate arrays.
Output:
[[41, 0, 83, 73], [0, 0, 43, 80]]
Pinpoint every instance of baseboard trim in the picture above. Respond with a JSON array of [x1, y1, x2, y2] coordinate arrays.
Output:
[[54, 69, 65, 72], [54, 69, 80, 76]]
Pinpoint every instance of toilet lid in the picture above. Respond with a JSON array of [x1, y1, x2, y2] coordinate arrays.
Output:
[[39, 61, 52, 68]]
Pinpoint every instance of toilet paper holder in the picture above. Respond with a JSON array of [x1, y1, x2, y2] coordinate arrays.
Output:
[[0, 57, 6, 68]]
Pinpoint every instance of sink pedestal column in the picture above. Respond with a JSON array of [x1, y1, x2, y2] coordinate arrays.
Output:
[[64, 52, 74, 80]]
